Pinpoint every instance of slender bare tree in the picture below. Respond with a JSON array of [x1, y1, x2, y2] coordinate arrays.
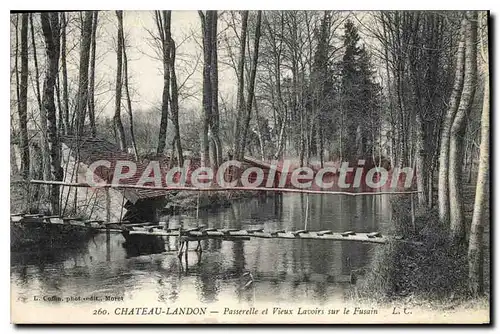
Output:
[[239, 11, 262, 160], [40, 12, 61, 213], [29, 14, 42, 112], [114, 10, 127, 150], [199, 10, 212, 166], [209, 10, 222, 168], [88, 11, 98, 137], [156, 10, 171, 155], [438, 19, 466, 225], [74, 11, 93, 136], [449, 12, 478, 245], [468, 11, 489, 296], [233, 11, 249, 160], [120, 20, 139, 160], [169, 37, 183, 166], [29, 14, 50, 183], [60, 12, 69, 135], [18, 14, 29, 179]]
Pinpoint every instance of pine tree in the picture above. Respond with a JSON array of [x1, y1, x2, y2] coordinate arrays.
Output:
[[340, 20, 381, 161], [311, 11, 331, 166]]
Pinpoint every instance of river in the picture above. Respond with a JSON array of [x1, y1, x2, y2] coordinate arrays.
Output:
[[11, 193, 392, 306]]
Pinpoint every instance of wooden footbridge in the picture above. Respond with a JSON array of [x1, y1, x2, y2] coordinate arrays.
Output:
[[12, 179, 422, 256], [11, 212, 393, 245]]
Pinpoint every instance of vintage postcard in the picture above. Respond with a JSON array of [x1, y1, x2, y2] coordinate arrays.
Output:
[[10, 10, 490, 324]]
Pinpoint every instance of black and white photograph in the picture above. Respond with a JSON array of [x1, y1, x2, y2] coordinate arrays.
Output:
[[8, 9, 491, 324]]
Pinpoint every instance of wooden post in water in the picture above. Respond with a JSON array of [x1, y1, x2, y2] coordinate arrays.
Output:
[[105, 188, 111, 240], [105, 188, 111, 222], [304, 194, 309, 230], [177, 224, 183, 258], [410, 192, 416, 233], [106, 226, 111, 262], [196, 191, 200, 225], [118, 194, 125, 223], [196, 190, 202, 252]]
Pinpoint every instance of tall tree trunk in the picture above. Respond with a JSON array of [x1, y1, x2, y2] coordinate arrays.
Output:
[[428, 170, 434, 209], [18, 14, 30, 179], [15, 14, 20, 110], [254, 96, 265, 160], [438, 19, 466, 225], [415, 111, 427, 206], [317, 114, 324, 167], [156, 11, 171, 155], [396, 69, 407, 168], [56, 76, 63, 135], [313, 11, 329, 168], [88, 11, 98, 137], [199, 10, 213, 166], [209, 10, 222, 168], [28, 14, 50, 183], [121, 19, 139, 160], [29, 14, 42, 112], [382, 18, 396, 165], [239, 11, 262, 160], [40, 12, 62, 214], [464, 133, 475, 183], [169, 37, 183, 166], [407, 13, 428, 206], [468, 11, 489, 296], [233, 11, 249, 160], [29, 142, 43, 206], [114, 11, 126, 151], [61, 12, 69, 135], [449, 12, 478, 245], [274, 111, 286, 159], [75, 11, 93, 136], [268, 13, 286, 160]]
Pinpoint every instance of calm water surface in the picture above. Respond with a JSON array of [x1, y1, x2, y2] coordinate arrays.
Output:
[[11, 194, 392, 306]]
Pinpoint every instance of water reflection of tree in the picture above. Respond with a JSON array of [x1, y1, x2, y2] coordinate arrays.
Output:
[[156, 257, 181, 304], [308, 194, 334, 277], [229, 203, 245, 270], [195, 260, 221, 303], [313, 281, 328, 304], [274, 193, 283, 219], [11, 240, 90, 297], [340, 196, 379, 275], [122, 236, 166, 258]]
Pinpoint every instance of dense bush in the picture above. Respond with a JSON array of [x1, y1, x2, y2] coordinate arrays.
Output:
[[351, 196, 469, 303]]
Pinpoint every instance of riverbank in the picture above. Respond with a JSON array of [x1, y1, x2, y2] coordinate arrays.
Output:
[[162, 189, 273, 214], [10, 176, 271, 217], [350, 184, 490, 310]]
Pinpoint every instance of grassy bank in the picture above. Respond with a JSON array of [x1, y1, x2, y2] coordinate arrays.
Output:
[[350, 192, 490, 308]]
